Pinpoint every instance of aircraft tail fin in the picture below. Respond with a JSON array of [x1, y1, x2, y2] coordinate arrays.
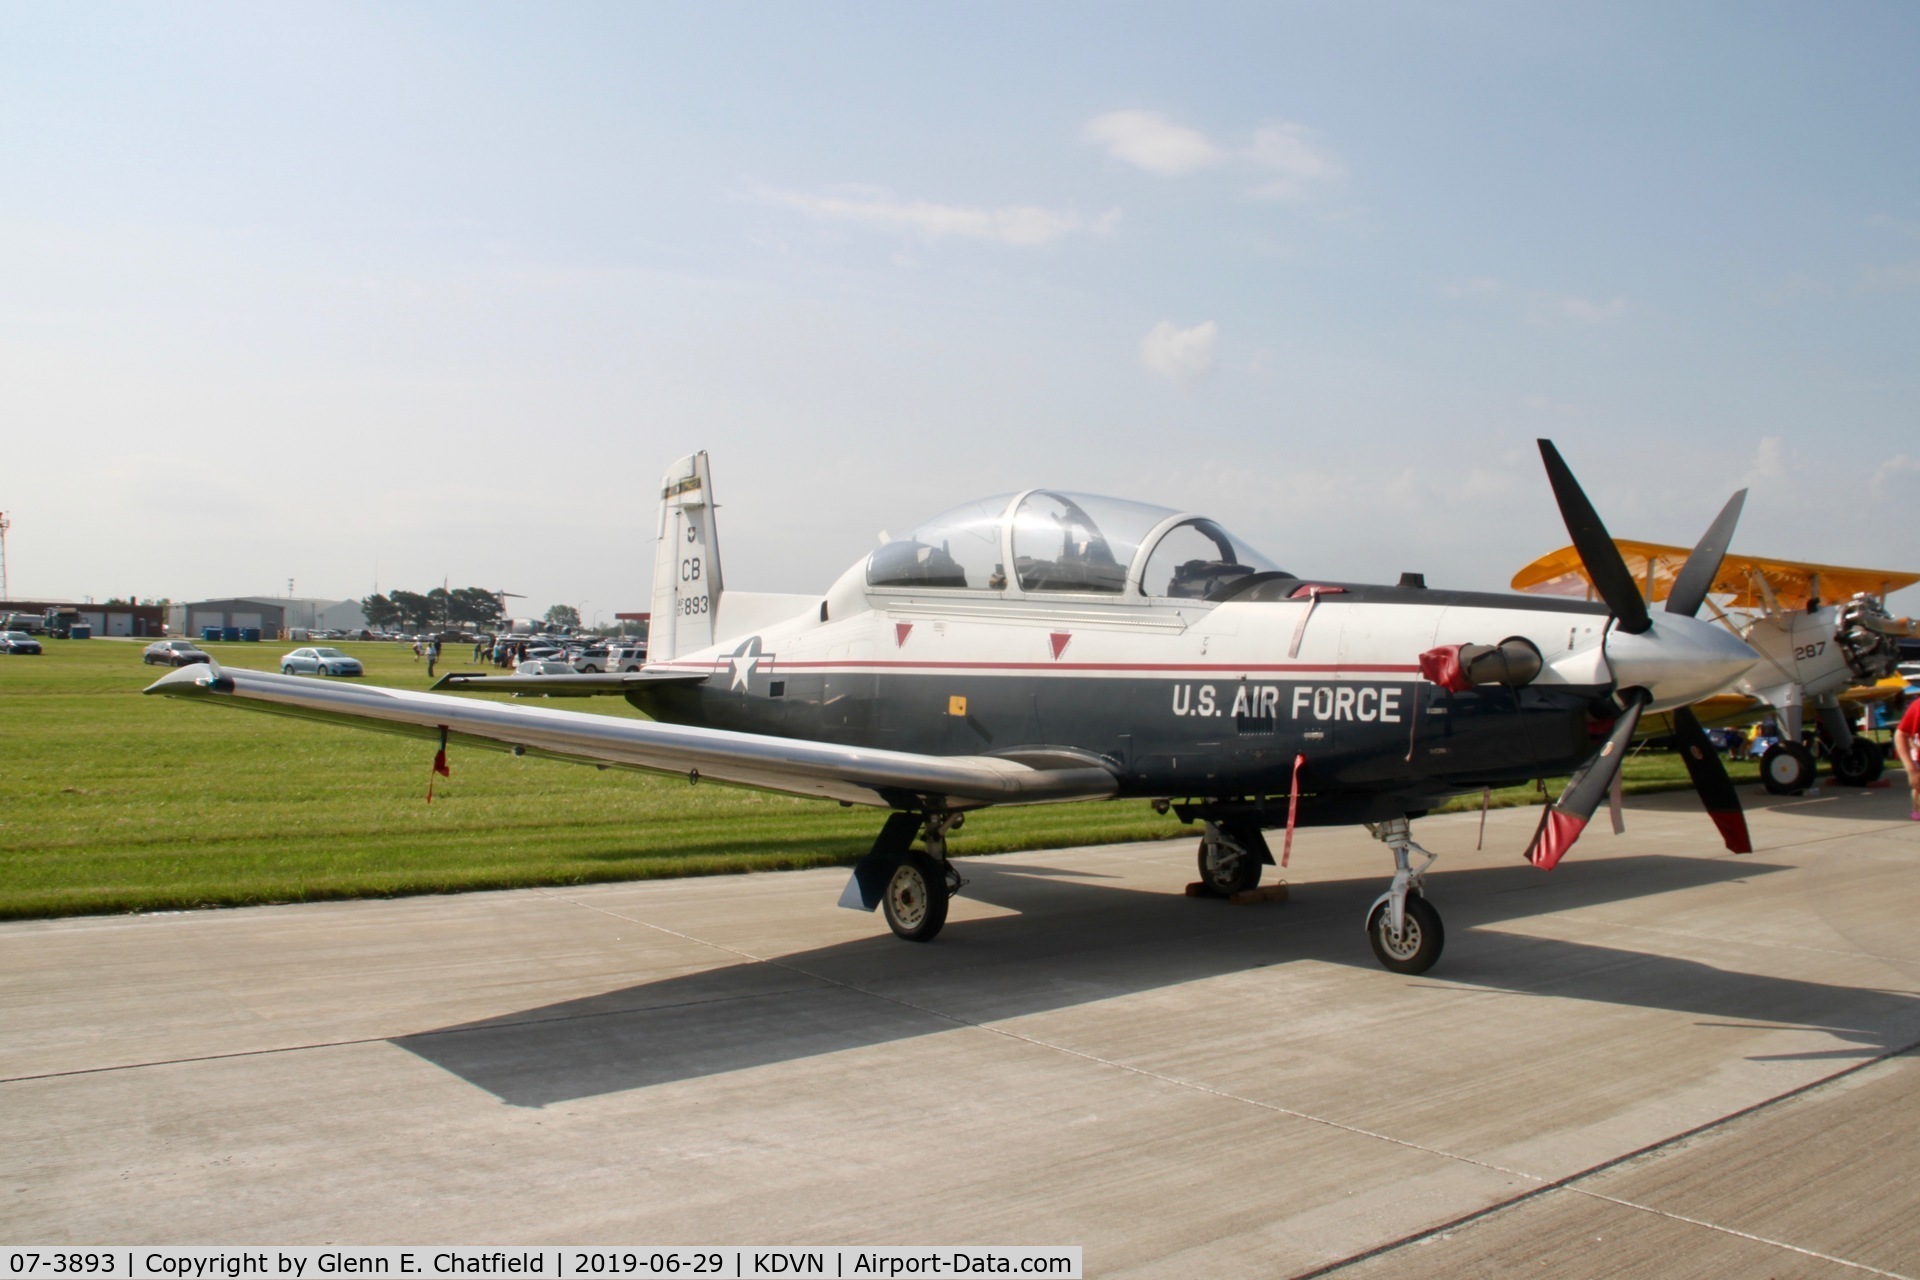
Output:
[[649, 452, 723, 662]]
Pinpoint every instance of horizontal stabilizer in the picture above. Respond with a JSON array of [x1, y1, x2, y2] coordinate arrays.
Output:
[[431, 670, 706, 697]]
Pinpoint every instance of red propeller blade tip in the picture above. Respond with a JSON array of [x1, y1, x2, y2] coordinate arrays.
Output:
[[1709, 809, 1752, 855], [1527, 810, 1588, 870]]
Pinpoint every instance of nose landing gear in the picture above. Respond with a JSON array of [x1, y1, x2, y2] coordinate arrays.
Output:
[[1364, 818, 1444, 974]]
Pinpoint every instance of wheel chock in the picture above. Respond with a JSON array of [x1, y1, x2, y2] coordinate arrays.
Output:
[[1185, 882, 1290, 902]]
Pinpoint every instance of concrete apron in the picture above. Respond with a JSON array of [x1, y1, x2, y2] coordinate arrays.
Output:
[[4, 783, 1919, 1277]]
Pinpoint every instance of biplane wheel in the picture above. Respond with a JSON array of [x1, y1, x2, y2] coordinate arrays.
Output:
[[1196, 831, 1262, 897], [1829, 739, 1885, 787], [1761, 742, 1815, 794], [882, 850, 949, 943], [1366, 894, 1444, 975]]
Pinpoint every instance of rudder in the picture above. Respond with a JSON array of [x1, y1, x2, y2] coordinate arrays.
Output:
[[650, 452, 724, 662]]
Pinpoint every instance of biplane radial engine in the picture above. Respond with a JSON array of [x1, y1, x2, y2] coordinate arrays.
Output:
[[1515, 539, 1920, 795], [150, 442, 1759, 973]]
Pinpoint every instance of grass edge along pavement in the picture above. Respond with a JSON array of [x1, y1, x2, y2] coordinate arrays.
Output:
[[0, 638, 1771, 921]]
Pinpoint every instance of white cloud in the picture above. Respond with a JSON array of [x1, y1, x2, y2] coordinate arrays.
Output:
[[1872, 452, 1920, 498], [1739, 435, 1791, 492], [756, 186, 1088, 246], [1857, 262, 1920, 293], [1140, 320, 1218, 385], [1244, 121, 1346, 202], [1083, 110, 1222, 175], [1524, 293, 1627, 325], [1084, 111, 1348, 204], [1444, 277, 1627, 326]]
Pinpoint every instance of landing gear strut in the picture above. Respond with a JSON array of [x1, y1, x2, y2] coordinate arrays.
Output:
[[1364, 818, 1444, 974]]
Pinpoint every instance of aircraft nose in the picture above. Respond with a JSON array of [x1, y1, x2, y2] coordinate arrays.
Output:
[[1604, 614, 1759, 711]]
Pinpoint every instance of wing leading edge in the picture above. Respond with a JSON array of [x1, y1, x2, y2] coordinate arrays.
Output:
[[143, 663, 1117, 809]]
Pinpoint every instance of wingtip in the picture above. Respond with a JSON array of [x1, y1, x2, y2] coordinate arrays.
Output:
[[143, 660, 232, 697]]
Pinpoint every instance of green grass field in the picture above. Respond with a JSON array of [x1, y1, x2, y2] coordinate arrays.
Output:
[[0, 638, 1758, 919]]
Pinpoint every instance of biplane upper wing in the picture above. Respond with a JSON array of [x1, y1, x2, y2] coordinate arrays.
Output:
[[1513, 541, 1919, 611], [144, 662, 1119, 808]]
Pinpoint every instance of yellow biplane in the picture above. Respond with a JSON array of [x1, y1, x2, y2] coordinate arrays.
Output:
[[1514, 543, 1919, 792]]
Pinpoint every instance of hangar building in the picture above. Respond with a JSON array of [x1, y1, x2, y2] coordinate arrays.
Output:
[[170, 597, 368, 639], [0, 598, 167, 637]]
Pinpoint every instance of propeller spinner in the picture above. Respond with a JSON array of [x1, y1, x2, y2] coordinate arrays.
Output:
[[1526, 442, 1757, 868]]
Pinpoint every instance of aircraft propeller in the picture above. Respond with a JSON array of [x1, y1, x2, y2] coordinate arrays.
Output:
[[1526, 442, 1754, 868]]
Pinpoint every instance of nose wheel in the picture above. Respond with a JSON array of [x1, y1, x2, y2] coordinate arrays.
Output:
[[1366, 894, 1444, 974]]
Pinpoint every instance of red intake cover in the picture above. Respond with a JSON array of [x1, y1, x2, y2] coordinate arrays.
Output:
[[1418, 644, 1473, 693]]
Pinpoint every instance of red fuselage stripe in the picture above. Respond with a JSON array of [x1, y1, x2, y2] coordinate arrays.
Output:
[[659, 660, 1425, 674]]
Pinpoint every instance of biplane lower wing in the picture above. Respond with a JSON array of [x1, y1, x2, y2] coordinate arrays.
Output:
[[144, 663, 1118, 809]]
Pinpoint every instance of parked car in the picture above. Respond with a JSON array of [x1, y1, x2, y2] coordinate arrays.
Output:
[[569, 644, 611, 673], [143, 640, 211, 667], [280, 646, 365, 677], [606, 643, 647, 672], [2, 630, 44, 655], [514, 658, 580, 677]]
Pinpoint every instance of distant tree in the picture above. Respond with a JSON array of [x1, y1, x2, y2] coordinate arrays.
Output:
[[450, 587, 505, 628], [543, 603, 581, 631], [389, 589, 435, 629], [362, 593, 402, 630]]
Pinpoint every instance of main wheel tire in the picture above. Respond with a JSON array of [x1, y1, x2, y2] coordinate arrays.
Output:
[[1830, 739, 1885, 786], [1761, 742, 1815, 794], [882, 850, 949, 943], [1367, 894, 1444, 975], [1196, 831, 1262, 897]]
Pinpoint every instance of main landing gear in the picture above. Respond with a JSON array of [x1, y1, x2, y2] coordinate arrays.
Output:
[[1195, 821, 1265, 897], [1363, 818, 1444, 975], [842, 811, 967, 943], [882, 814, 965, 942]]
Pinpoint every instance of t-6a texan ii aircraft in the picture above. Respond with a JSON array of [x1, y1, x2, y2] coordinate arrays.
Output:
[[148, 441, 1760, 974]]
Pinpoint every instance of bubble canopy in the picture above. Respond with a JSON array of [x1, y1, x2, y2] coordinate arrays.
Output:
[[866, 490, 1286, 599]]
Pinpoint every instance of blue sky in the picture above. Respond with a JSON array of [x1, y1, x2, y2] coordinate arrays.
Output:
[[3, 2, 1917, 618]]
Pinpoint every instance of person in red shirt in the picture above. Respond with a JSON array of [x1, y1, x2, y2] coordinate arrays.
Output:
[[1895, 696, 1920, 820]]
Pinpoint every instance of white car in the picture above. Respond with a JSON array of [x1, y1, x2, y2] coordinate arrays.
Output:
[[606, 643, 647, 672], [514, 658, 580, 677], [281, 646, 364, 677]]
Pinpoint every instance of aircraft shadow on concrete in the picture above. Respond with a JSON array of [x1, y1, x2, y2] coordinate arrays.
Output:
[[392, 850, 1920, 1108]]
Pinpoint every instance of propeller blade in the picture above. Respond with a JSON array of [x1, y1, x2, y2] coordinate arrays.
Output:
[[1527, 689, 1650, 870], [1538, 440, 1652, 635], [1669, 706, 1753, 853], [1665, 489, 1748, 619]]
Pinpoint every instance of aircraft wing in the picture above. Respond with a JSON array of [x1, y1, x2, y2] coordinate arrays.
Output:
[[144, 663, 1118, 809], [1513, 540, 1918, 610]]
